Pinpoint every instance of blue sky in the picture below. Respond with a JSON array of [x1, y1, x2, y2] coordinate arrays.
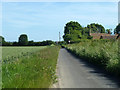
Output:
[[2, 2, 118, 42]]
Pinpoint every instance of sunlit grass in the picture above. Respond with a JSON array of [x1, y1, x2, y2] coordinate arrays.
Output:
[[2, 46, 60, 88], [2, 46, 46, 60], [65, 40, 120, 76]]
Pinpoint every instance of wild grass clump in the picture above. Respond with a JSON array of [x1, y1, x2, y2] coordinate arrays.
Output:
[[2, 46, 60, 88], [65, 40, 120, 77]]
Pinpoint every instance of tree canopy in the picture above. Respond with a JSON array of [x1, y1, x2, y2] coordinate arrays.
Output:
[[0, 36, 5, 45], [106, 29, 112, 34], [63, 22, 106, 43], [0, 36, 5, 42], [64, 21, 83, 35], [18, 34, 28, 46], [114, 24, 120, 34], [86, 23, 105, 33], [63, 21, 83, 43]]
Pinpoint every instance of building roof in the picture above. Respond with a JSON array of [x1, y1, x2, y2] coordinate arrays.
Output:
[[102, 36, 117, 39], [90, 33, 118, 36], [90, 33, 118, 39]]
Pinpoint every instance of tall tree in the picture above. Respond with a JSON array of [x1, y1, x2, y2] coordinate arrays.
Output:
[[63, 21, 83, 43], [18, 34, 28, 46], [64, 21, 83, 35]]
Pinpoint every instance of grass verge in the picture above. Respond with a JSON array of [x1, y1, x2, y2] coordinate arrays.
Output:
[[65, 40, 120, 77], [2, 46, 60, 88]]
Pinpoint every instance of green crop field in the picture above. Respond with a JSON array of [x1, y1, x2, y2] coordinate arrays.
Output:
[[65, 40, 120, 77], [2, 46, 46, 60], [2, 46, 60, 88]]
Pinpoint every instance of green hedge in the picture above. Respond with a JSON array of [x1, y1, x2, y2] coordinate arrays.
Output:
[[65, 40, 120, 77]]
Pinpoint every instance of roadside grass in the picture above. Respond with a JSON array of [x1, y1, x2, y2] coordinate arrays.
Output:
[[65, 40, 120, 77], [2, 46, 60, 88]]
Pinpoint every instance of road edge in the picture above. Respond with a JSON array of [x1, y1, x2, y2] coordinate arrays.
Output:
[[50, 49, 60, 88]]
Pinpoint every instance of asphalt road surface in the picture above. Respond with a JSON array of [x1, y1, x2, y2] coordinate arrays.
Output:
[[57, 48, 120, 88]]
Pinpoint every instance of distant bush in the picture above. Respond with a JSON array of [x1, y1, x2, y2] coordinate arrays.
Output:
[[1, 39, 56, 46]]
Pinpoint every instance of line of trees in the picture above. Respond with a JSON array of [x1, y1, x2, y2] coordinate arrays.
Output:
[[1, 21, 120, 46], [0, 34, 56, 46], [63, 21, 120, 43]]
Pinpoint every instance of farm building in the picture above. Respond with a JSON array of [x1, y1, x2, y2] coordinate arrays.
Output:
[[89, 33, 119, 40]]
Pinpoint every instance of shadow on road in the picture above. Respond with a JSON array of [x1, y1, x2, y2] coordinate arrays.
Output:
[[65, 48, 120, 87]]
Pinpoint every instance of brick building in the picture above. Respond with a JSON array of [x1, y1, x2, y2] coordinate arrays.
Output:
[[89, 33, 118, 40]]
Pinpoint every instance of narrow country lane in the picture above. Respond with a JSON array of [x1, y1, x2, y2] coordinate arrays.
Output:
[[57, 48, 120, 88]]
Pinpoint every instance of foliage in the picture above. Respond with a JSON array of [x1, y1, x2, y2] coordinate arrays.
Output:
[[86, 23, 105, 33], [63, 21, 106, 43], [30, 40, 56, 46], [114, 23, 120, 34], [40, 40, 55, 46], [64, 21, 83, 35], [0, 36, 5, 42], [63, 34, 71, 43], [63, 21, 83, 43], [12, 42, 18, 46], [58, 41, 67, 45], [28, 40, 34, 46], [18, 34, 28, 46], [65, 40, 120, 77], [2, 46, 60, 88], [87, 36, 93, 39], [1, 40, 56, 46], [3, 42, 13, 46], [0, 36, 6, 46], [106, 29, 112, 34]]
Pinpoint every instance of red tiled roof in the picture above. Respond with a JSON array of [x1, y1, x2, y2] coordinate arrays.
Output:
[[90, 33, 118, 39], [90, 33, 111, 36], [102, 36, 116, 39]]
